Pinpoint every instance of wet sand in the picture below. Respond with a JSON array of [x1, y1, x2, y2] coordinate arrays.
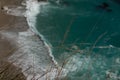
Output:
[[0, 0, 57, 79], [0, 0, 28, 58], [0, 0, 28, 79], [0, 60, 26, 80]]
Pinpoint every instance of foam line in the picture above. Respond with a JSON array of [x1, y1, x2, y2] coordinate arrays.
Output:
[[25, 0, 58, 65]]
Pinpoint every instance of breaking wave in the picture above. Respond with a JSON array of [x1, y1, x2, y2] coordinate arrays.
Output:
[[25, 0, 57, 65], [24, 0, 120, 79]]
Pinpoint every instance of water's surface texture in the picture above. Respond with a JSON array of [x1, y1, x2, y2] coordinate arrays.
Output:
[[36, 0, 120, 79]]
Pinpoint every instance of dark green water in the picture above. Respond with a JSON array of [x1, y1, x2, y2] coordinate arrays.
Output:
[[36, 0, 120, 79]]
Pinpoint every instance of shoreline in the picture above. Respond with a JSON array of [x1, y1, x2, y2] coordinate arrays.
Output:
[[0, 0, 58, 79], [25, 0, 58, 66]]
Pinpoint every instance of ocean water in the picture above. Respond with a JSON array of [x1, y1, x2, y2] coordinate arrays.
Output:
[[35, 0, 120, 79]]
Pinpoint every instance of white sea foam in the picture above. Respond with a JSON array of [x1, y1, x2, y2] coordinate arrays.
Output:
[[18, 0, 120, 79], [3, 5, 26, 16], [2, 0, 120, 79], [5, 29, 60, 80], [24, 1, 108, 78], [25, 0, 58, 65], [22, 0, 61, 79], [1, 0, 60, 79], [24, 0, 78, 79]]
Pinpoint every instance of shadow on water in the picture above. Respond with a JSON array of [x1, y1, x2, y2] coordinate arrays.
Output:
[[111, 0, 120, 4], [96, 2, 112, 12]]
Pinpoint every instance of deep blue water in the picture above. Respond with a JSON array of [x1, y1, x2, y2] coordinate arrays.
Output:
[[36, 0, 120, 79]]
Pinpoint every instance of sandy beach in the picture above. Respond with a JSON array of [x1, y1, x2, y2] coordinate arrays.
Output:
[[0, 0, 28, 79], [0, 0, 57, 80], [0, 0, 28, 58]]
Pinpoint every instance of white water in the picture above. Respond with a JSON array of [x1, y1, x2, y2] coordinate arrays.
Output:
[[24, 0, 116, 79], [10, 29, 59, 80], [25, 0, 58, 66], [22, 0, 60, 79], [2, 0, 60, 79], [24, 0, 76, 79], [3, 0, 120, 79], [0, 0, 119, 79]]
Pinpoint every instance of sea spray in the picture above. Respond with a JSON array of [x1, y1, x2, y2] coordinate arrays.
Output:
[[25, 0, 58, 66], [5, 28, 63, 80], [24, 0, 77, 79], [24, 0, 90, 78], [1, 0, 120, 79], [25, 0, 120, 79], [2, 0, 61, 79]]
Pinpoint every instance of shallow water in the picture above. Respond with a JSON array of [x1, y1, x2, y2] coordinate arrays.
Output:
[[36, 0, 120, 79]]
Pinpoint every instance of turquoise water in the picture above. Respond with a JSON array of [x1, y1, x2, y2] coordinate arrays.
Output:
[[36, 0, 120, 79]]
